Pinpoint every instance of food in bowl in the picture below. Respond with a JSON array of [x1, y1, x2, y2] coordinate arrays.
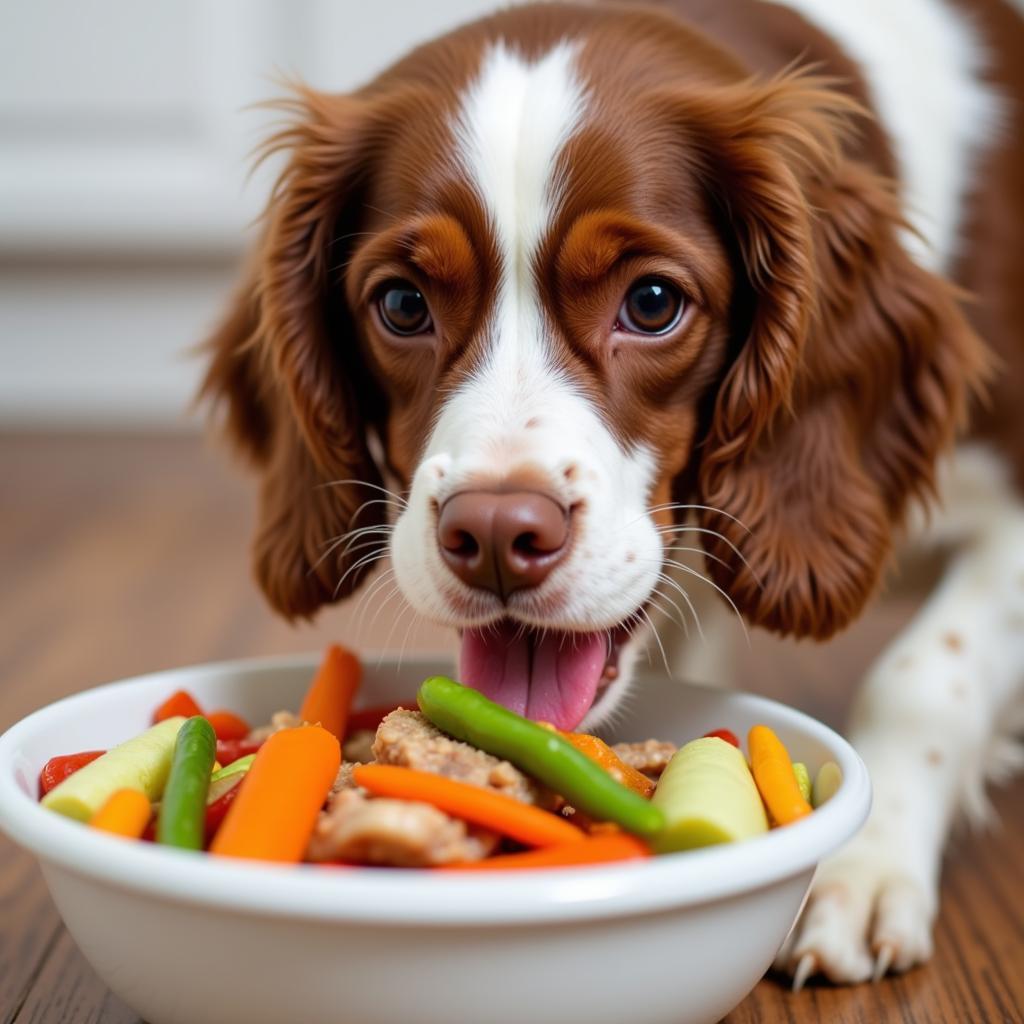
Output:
[[37, 645, 842, 869]]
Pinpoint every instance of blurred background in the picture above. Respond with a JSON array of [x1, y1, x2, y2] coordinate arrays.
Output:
[[1, 0, 498, 427]]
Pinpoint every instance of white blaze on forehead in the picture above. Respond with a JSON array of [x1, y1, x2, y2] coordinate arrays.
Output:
[[442, 40, 591, 455], [455, 40, 586, 290]]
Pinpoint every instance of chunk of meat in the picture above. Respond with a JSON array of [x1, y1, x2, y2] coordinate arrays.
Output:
[[342, 729, 375, 765], [611, 739, 677, 779], [306, 790, 497, 866], [330, 761, 362, 798], [373, 710, 545, 805], [247, 710, 302, 743]]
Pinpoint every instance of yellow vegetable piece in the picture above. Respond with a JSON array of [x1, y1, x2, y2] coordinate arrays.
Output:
[[792, 762, 811, 803], [42, 717, 186, 822], [812, 760, 843, 808], [651, 737, 769, 852]]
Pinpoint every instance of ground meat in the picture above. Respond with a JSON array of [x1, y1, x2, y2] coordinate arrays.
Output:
[[306, 790, 497, 866], [612, 739, 677, 779], [342, 729, 375, 765], [330, 761, 362, 798], [247, 710, 302, 743], [373, 709, 545, 805]]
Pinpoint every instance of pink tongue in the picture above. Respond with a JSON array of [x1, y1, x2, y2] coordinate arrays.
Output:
[[459, 622, 607, 730]]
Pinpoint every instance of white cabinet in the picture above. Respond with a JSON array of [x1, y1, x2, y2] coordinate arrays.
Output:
[[0, 0, 496, 423]]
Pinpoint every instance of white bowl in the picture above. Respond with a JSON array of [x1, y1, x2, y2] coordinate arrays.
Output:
[[0, 655, 869, 1024]]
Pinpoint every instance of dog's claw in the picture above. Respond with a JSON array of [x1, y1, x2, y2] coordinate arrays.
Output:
[[792, 952, 817, 992], [872, 942, 895, 982]]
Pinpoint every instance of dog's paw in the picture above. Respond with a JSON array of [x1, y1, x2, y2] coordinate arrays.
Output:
[[773, 847, 936, 988]]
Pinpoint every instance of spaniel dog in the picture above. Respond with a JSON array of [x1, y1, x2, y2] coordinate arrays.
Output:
[[201, 0, 1024, 988]]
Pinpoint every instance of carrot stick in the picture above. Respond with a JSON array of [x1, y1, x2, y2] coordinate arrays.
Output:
[[88, 788, 152, 839], [205, 710, 250, 741], [442, 834, 651, 871], [353, 764, 585, 848], [299, 645, 362, 741], [153, 690, 203, 723], [748, 724, 812, 826], [210, 725, 341, 862], [556, 730, 655, 799]]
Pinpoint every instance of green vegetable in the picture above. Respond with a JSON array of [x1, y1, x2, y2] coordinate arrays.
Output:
[[417, 676, 664, 838], [157, 716, 217, 850], [210, 754, 256, 784], [42, 717, 187, 822], [792, 762, 812, 803], [650, 737, 769, 852], [812, 760, 842, 808]]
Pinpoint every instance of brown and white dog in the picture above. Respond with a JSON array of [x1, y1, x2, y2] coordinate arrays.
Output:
[[202, 0, 1024, 987]]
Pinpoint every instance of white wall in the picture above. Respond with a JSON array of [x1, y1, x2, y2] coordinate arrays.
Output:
[[0, 0, 500, 427]]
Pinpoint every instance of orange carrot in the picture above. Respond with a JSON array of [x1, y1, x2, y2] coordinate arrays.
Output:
[[88, 788, 152, 839], [748, 724, 812, 826], [299, 645, 362, 741], [442, 833, 651, 871], [210, 726, 341, 862], [557, 730, 655, 799], [205, 710, 250, 741], [153, 689, 203, 723], [353, 764, 585, 848]]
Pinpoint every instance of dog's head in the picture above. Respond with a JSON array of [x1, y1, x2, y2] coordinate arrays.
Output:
[[202, 4, 986, 728]]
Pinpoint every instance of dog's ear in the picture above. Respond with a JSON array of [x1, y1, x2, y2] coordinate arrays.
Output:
[[676, 73, 991, 638], [199, 88, 388, 620]]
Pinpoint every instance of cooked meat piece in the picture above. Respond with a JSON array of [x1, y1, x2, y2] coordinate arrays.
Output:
[[247, 710, 302, 743], [306, 790, 497, 866], [330, 761, 362, 798], [611, 739, 677, 778], [343, 729, 375, 765], [373, 709, 544, 805]]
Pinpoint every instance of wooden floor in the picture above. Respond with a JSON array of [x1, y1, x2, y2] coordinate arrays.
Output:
[[1, 433, 1021, 1024]]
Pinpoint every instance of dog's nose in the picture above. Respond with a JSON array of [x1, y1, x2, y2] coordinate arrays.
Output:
[[437, 491, 570, 596]]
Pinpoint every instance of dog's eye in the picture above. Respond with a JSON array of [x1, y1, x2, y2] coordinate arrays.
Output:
[[378, 281, 432, 336], [618, 278, 684, 335]]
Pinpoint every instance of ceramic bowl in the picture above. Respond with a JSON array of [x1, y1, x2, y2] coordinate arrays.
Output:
[[0, 655, 870, 1024]]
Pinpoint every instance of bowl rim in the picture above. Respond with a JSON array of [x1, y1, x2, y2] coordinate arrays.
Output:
[[0, 653, 871, 926]]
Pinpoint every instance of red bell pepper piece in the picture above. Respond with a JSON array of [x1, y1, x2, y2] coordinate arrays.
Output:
[[38, 750, 105, 798], [153, 689, 204, 723], [215, 737, 263, 765], [702, 728, 741, 748], [205, 710, 251, 742], [204, 783, 242, 845], [344, 701, 417, 738]]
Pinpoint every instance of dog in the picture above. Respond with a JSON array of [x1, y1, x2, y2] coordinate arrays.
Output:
[[201, 0, 1024, 988]]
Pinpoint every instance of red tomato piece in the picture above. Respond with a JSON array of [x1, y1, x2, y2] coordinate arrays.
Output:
[[153, 689, 204, 723], [215, 738, 263, 765], [38, 750, 105, 798], [344, 701, 416, 738], [204, 783, 242, 845], [702, 728, 741, 748], [205, 710, 251, 742]]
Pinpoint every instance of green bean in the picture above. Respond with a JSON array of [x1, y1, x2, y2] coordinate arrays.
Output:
[[157, 716, 217, 850], [417, 676, 664, 838]]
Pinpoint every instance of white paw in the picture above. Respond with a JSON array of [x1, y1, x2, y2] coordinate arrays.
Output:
[[773, 846, 936, 988]]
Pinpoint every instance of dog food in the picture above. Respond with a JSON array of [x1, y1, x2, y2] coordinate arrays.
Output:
[[37, 645, 840, 869]]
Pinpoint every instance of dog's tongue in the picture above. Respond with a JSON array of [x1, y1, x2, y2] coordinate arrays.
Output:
[[459, 623, 606, 731]]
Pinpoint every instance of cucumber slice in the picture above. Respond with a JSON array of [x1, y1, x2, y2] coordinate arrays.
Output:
[[792, 762, 812, 803], [652, 737, 769, 852], [812, 760, 842, 808], [42, 717, 186, 822]]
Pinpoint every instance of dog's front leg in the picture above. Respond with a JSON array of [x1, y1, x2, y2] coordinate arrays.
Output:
[[775, 503, 1024, 986]]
